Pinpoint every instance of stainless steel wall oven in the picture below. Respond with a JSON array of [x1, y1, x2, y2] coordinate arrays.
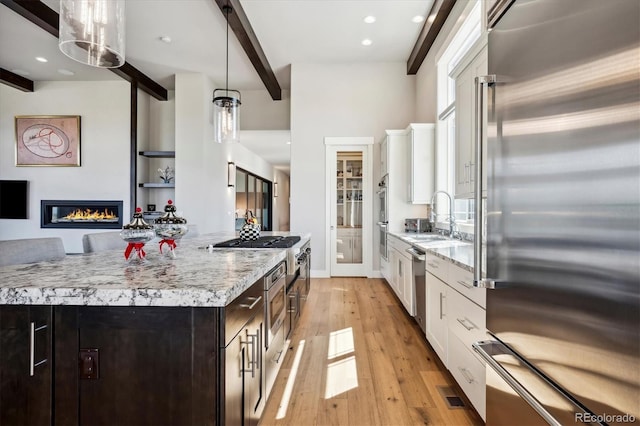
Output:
[[264, 262, 286, 397]]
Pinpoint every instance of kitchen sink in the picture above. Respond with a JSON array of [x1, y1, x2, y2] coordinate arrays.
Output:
[[409, 234, 449, 241]]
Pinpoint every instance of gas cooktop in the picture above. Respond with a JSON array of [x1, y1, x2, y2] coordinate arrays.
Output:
[[213, 236, 301, 249]]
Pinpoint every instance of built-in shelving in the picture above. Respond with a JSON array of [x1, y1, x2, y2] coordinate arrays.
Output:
[[138, 151, 175, 158], [138, 182, 175, 188], [138, 151, 176, 189]]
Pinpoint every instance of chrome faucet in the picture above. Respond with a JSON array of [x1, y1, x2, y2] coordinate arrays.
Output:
[[429, 190, 456, 238]]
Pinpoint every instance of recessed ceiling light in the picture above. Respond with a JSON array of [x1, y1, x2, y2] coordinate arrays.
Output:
[[286, 141, 291, 145], [35, 56, 48, 63], [412, 15, 425, 23], [364, 16, 376, 24], [11, 69, 30, 76], [58, 69, 75, 76], [361, 39, 372, 46], [159, 36, 172, 43]]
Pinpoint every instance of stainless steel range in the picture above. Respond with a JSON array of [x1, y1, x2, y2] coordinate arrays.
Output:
[[213, 235, 307, 276]]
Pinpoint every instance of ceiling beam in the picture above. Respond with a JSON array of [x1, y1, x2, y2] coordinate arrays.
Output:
[[407, 0, 457, 75], [0, 0, 168, 100], [213, 0, 282, 101], [0, 67, 34, 92]]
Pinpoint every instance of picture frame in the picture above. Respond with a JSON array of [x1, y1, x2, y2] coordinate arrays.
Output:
[[15, 115, 81, 166]]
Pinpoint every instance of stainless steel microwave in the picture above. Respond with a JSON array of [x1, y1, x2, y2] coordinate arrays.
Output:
[[404, 218, 431, 233]]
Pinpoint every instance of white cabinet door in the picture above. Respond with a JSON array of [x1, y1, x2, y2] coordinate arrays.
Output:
[[396, 250, 407, 307], [454, 44, 488, 198], [407, 123, 435, 204], [380, 136, 388, 178], [352, 229, 363, 264], [426, 271, 447, 365], [401, 254, 415, 316], [388, 247, 398, 292]]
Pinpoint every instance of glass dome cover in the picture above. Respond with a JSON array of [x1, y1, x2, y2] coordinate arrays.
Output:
[[120, 207, 155, 260], [154, 200, 188, 255]]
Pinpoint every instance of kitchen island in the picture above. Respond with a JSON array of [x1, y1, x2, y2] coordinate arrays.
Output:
[[0, 232, 309, 426]]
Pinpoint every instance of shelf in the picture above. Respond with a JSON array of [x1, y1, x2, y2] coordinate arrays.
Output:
[[138, 183, 175, 188], [139, 151, 175, 158]]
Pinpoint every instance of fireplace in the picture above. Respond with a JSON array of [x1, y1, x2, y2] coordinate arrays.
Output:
[[41, 200, 124, 229]]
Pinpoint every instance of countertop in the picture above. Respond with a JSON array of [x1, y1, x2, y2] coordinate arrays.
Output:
[[388, 231, 484, 274], [0, 232, 309, 308]]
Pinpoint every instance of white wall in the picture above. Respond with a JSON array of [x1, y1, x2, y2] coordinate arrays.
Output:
[[0, 81, 130, 253], [240, 89, 291, 130], [290, 62, 416, 276], [415, 0, 472, 123], [174, 73, 283, 234]]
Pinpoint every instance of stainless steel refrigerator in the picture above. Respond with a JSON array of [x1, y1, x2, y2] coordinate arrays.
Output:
[[472, 0, 640, 424]]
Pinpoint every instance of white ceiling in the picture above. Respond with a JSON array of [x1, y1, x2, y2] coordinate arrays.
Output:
[[0, 0, 435, 168]]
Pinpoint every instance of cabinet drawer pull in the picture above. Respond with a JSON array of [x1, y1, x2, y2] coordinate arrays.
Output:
[[456, 279, 473, 289], [239, 296, 262, 310], [428, 262, 439, 269], [456, 317, 477, 331], [459, 367, 475, 384]]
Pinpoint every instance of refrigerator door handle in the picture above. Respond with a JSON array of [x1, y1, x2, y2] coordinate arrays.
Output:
[[474, 75, 497, 289]]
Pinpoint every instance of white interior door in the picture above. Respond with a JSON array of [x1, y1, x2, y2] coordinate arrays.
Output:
[[325, 138, 373, 277]]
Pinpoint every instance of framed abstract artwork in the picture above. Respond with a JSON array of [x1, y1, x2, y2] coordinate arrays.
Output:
[[15, 115, 81, 166]]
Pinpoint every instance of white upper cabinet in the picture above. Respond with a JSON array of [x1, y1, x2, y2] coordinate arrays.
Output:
[[406, 123, 435, 204], [453, 41, 488, 198]]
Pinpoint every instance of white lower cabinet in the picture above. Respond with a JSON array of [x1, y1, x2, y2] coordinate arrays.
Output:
[[424, 252, 487, 421], [447, 329, 486, 420], [388, 236, 415, 316], [425, 271, 448, 364], [336, 228, 362, 264]]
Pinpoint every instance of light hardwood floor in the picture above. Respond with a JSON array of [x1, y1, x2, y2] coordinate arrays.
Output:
[[259, 278, 485, 426]]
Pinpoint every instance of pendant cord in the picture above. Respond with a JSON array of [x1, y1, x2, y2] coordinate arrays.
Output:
[[225, 2, 229, 94]]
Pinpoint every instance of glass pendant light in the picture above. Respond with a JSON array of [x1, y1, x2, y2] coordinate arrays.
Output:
[[213, 4, 241, 144], [59, 0, 126, 68]]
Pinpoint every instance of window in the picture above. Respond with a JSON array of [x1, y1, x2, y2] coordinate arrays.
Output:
[[235, 167, 273, 231], [434, 0, 481, 234]]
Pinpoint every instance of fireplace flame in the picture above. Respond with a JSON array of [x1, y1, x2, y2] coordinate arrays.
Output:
[[64, 208, 117, 221]]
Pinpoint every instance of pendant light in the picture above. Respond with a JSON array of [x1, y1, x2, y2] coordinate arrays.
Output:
[[58, 0, 126, 68], [213, 3, 241, 144]]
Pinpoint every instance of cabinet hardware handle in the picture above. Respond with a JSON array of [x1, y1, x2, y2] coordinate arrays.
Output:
[[457, 279, 473, 289], [242, 331, 259, 378], [29, 322, 48, 376], [459, 367, 475, 384], [29, 322, 35, 376], [457, 317, 476, 331], [428, 262, 439, 269], [439, 293, 444, 320], [240, 296, 262, 310]]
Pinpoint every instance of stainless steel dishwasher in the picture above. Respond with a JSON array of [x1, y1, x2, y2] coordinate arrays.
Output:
[[406, 246, 426, 334]]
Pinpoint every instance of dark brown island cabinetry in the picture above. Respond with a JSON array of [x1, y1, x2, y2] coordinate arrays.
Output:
[[0, 279, 265, 426], [0, 306, 53, 426]]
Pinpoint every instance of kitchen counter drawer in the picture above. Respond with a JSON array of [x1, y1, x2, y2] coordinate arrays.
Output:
[[449, 261, 486, 308], [388, 234, 411, 253], [425, 252, 449, 283], [447, 285, 487, 353], [448, 331, 486, 421]]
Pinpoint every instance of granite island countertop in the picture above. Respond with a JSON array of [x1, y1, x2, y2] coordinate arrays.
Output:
[[0, 232, 309, 308]]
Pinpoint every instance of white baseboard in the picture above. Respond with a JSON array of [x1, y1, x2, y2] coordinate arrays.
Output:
[[311, 269, 383, 279]]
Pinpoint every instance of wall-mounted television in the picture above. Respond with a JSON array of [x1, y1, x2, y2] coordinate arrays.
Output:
[[0, 180, 28, 219]]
